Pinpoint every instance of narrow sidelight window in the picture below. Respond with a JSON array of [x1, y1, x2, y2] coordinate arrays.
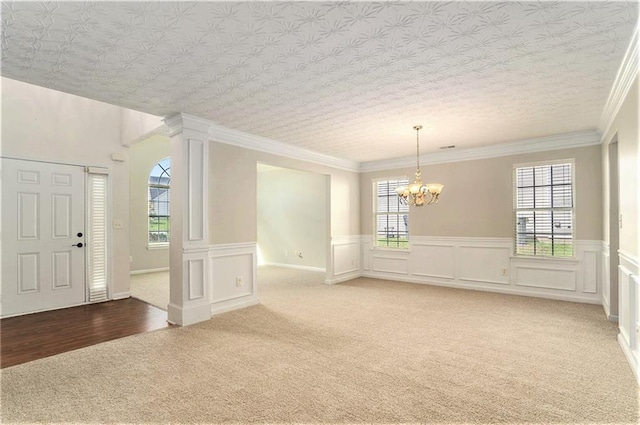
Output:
[[148, 158, 170, 244]]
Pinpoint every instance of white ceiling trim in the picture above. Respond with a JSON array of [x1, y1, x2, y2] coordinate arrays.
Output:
[[166, 113, 360, 172], [168, 112, 601, 173], [598, 22, 639, 142], [360, 130, 601, 172]]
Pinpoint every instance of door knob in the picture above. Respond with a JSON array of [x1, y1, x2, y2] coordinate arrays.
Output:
[[72, 243, 84, 248]]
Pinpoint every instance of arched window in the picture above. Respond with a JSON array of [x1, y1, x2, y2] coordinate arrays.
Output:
[[148, 157, 170, 243]]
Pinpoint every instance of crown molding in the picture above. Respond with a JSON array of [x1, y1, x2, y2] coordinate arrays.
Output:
[[165, 114, 601, 174], [359, 130, 601, 172], [163, 113, 360, 172], [164, 113, 211, 137], [598, 21, 639, 141]]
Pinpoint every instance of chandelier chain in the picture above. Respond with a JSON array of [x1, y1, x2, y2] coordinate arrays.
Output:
[[416, 127, 420, 173]]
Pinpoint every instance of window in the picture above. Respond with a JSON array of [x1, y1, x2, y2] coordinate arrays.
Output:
[[514, 161, 574, 257], [87, 168, 109, 302], [374, 178, 409, 248], [148, 158, 170, 244]]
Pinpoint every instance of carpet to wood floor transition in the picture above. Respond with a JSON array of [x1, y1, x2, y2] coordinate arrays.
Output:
[[1, 266, 638, 424]]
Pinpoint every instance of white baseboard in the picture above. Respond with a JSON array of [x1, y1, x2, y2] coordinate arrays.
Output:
[[211, 296, 260, 316], [167, 301, 211, 326], [261, 262, 326, 272], [112, 291, 131, 300], [325, 271, 361, 285], [361, 271, 602, 305], [618, 333, 640, 385], [608, 314, 619, 323], [130, 267, 170, 275]]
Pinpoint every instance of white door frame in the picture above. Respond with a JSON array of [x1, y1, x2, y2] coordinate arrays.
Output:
[[1, 156, 112, 317]]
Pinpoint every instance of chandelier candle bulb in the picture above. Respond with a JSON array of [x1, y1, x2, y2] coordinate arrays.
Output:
[[397, 125, 444, 206]]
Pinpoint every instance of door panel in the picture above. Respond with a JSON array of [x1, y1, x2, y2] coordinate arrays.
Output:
[[2, 158, 86, 317]]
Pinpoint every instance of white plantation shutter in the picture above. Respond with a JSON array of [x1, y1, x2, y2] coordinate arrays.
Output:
[[87, 169, 108, 302]]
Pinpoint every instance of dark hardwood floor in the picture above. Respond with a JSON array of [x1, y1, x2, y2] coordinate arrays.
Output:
[[1, 298, 171, 369]]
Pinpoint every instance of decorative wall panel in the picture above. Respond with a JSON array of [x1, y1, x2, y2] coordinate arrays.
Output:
[[18, 253, 39, 294], [51, 194, 71, 239], [52, 251, 72, 290], [18, 193, 39, 240], [188, 139, 205, 242], [458, 245, 510, 285], [411, 244, 455, 280]]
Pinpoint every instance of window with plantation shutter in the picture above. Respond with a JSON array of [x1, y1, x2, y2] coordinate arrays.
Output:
[[374, 178, 409, 248], [87, 169, 108, 302], [514, 161, 574, 257]]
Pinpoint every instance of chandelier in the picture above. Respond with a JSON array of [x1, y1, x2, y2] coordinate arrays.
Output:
[[396, 125, 444, 206]]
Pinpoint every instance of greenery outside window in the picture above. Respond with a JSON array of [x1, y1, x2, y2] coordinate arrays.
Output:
[[149, 157, 170, 244], [514, 160, 574, 257], [374, 178, 409, 248]]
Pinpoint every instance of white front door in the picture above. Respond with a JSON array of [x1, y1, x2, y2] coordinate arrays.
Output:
[[1, 158, 86, 317]]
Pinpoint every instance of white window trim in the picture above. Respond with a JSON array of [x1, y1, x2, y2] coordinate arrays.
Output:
[[147, 242, 169, 250], [372, 176, 410, 250], [512, 158, 576, 259], [148, 158, 170, 245]]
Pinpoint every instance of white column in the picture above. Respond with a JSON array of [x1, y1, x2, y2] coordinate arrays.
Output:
[[164, 114, 211, 326]]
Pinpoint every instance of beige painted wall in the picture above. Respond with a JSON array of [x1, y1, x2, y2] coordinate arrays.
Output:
[[602, 75, 639, 258], [1, 77, 131, 296], [257, 165, 328, 269], [129, 135, 171, 272], [361, 145, 603, 240], [209, 142, 359, 245]]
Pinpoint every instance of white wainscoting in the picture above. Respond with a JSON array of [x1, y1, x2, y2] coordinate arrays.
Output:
[[361, 236, 602, 304], [617, 250, 639, 383], [209, 242, 259, 315], [326, 236, 361, 284]]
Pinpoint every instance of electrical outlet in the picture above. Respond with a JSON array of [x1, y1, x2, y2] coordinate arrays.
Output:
[[296, 251, 303, 258], [501, 268, 508, 276], [235, 277, 243, 287]]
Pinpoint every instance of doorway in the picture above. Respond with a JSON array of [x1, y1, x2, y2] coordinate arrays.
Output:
[[607, 139, 620, 320], [256, 163, 330, 273], [128, 135, 171, 311]]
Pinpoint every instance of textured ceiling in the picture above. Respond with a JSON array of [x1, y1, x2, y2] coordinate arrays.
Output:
[[1, 1, 638, 163]]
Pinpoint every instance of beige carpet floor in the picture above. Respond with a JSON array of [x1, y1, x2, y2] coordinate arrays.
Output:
[[130, 271, 170, 311], [1, 266, 638, 424]]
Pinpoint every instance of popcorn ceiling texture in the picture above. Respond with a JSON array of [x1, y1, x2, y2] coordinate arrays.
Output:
[[1, 2, 637, 162]]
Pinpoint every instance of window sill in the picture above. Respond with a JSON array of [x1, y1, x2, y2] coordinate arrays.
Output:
[[147, 243, 169, 250], [371, 246, 410, 252], [511, 255, 578, 263]]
